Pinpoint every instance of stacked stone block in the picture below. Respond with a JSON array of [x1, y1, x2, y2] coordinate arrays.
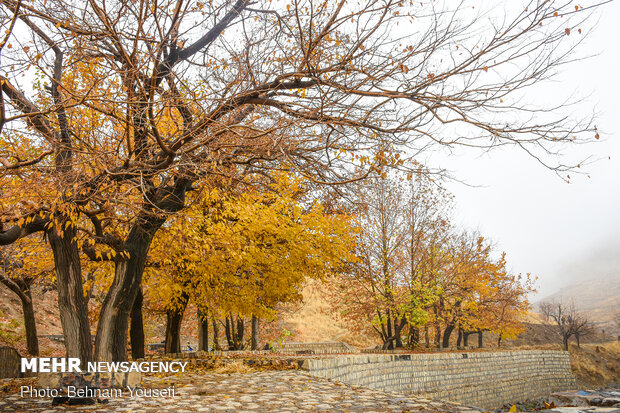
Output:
[[278, 341, 354, 354]]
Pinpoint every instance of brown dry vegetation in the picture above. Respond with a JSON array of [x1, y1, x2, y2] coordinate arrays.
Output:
[[490, 341, 620, 387], [282, 280, 377, 349], [209, 360, 256, 374], [568, 341, 620, 388]]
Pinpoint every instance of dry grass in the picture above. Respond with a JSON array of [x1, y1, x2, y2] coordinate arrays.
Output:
[[569, 341, 620, 388], [210, 360, 256, 374], [521, 311, 548, 324], [283, 280, 378, 349]]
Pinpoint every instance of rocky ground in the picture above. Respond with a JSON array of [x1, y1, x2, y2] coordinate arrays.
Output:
[[1, 365, 618, 412], [0, 369, 483, 413], [546, 387, 620, 412], [494, 386, 620, 413]]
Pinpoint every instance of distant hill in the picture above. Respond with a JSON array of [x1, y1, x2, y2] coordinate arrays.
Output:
[[535, 272, 620, 335]]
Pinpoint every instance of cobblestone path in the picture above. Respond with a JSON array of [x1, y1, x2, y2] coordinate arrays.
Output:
[[0, 370, 482, 413]]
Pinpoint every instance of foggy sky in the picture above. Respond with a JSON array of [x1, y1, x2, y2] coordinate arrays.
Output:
[[438, 1, 620, 299]]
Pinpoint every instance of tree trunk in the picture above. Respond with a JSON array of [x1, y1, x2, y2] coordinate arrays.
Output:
[[165, 308, 185, 354], [212, 318, 221, 351], [236, 316, 244, 349], [251, 316, 259, 350], [463, 331, 469, 347], [442, 323, 455, 348], [435, 324, 441, 349], [424, 325, 430, 347], [198, 310, 209, 352], [376, 309, 388, 345], [386, 310, 393, 350], [21, 289, 39, 356], [0, 275, 39, 355], [409, 327, 419, 348], [563, 335, 569, 351], [477, 329, 483, 348], [456, 328, 463, 349], [394, 317, 403, 348], [94, 215, 164, 361], [497, 333, 502, 348], [95, 179, 191, 361], [48, 225, 92, 362], [575, 332, 580, 348], [4, 277, 40, 356], [225, 315, 234, 350], [129, 288, 144, 359], [164, 290, 189, 354]]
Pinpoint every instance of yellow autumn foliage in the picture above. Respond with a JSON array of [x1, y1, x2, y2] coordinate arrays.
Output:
[[145, 172, 356, 319]]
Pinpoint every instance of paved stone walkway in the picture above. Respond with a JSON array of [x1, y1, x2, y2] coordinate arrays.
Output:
[[0, 370, 481, 412]]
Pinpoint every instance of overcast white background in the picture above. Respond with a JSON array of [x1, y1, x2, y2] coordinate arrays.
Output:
[[437, 0, 620, 298]]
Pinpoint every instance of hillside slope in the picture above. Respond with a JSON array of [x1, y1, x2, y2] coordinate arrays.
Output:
[[536, 273, 620, 335]]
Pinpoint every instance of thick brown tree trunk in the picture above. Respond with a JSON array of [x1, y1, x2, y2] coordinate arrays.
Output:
[[251, 316, 259, 350], [164, 290, 189, 354], [165, 308, 184, 354], [394, 317, 403, 348], [477, 329, 483, 348], [456, 328, 463, 349], [129, 288, 144, 359], [21, 289, 39, 356], [463, 331, 469, 347], [198, 310, 209, 352], [381, 318, 407, 350], [94, 216, 164, 361], [409, 327, 419, 348], [442, 323, 455, 348], [225, 315, 234, 350], [48, 225, 92, 362], [212, 318, 221, 351], [224, 314, 245, 350], [236, 316, 245, 349], [94, 179, 191, 361]]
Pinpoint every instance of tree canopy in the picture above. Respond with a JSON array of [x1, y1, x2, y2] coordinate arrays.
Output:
[[0, 0, 601, 360], [328, 174, 535, 349], [146, 173, 355, 319]]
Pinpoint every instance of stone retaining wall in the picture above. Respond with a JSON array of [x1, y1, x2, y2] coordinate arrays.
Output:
[[362, 346, 479, 353], [156, 341, 354, 359], [299, 350, 576, 409], [278, 341, 354, 354]]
